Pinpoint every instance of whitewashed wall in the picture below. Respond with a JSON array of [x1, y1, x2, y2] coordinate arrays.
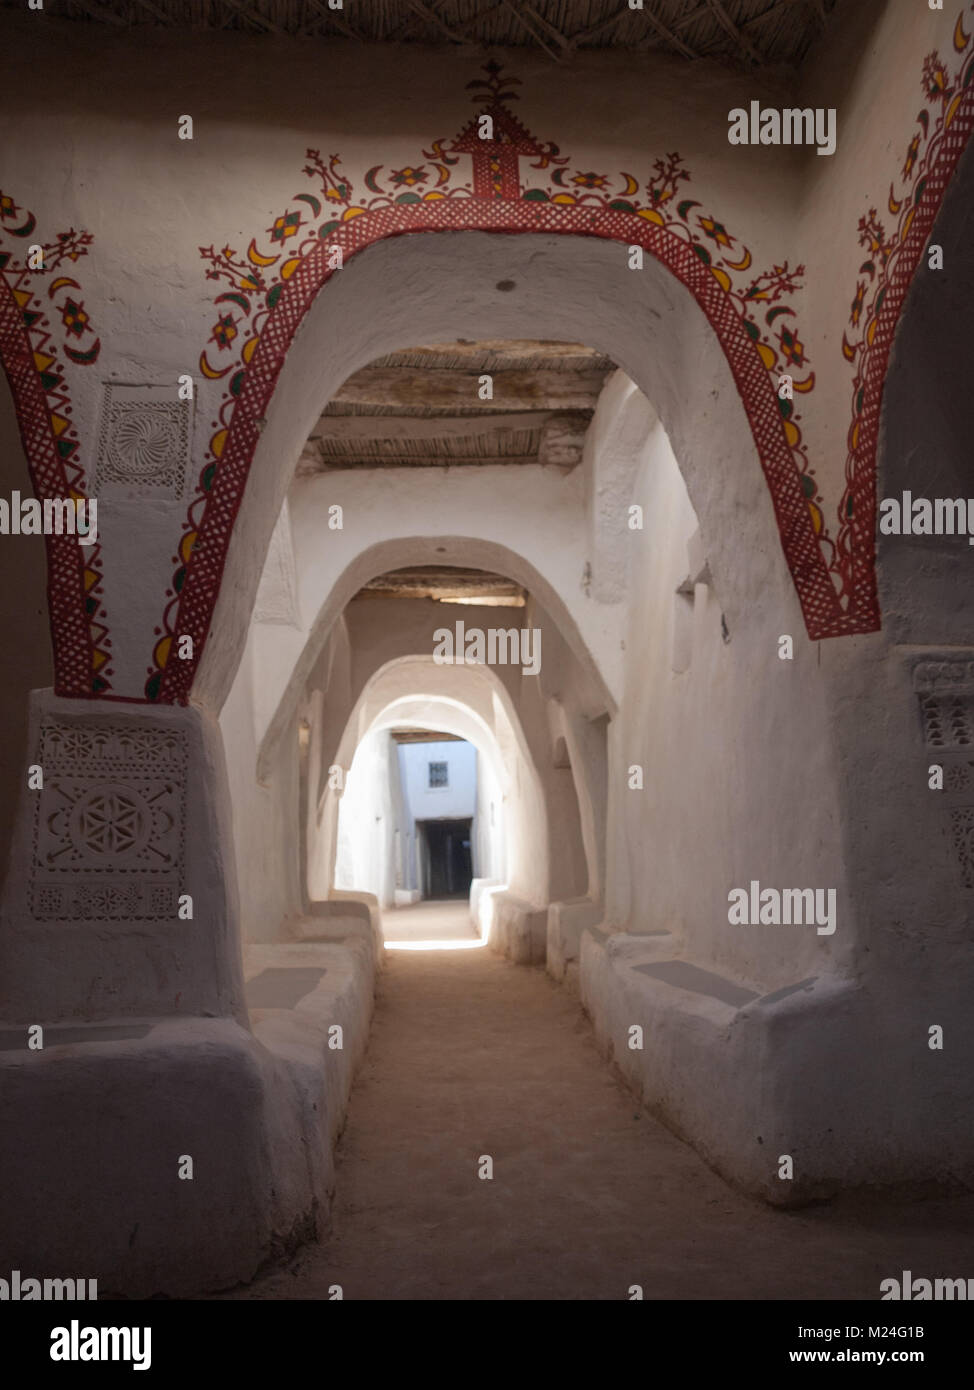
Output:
[[334, 728, 399, 907], [398, 740, 476, 825]]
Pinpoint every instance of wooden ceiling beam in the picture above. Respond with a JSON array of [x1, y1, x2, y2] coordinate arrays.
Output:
[[389, 730, 467, 743], [739, 0, 810, 30], [308, 408, 590, 470], [385, 339, 609, 365], [129, 0, 172, 21], [307, 461, 544, 478], [668, 3, 717, 36], [219, 0, 282, 34], [361, 566, 526, 599], [704, 0, 764, 64], [311, 410, 563, 441], [448, 1, 512, 30], [367, 565, 521, 586], [520, 2, 573, 52], [633, 5, 699, 60], [297, 0, 365, 40], [402, 0, 474, 45], [500, 0, 564, 62], [565, 6, 632, 50], [69, 0, 128, 24], [329, 367, 607, 412], [538, 412, 590, 468]]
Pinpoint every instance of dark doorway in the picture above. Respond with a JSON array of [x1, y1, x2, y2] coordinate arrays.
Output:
[[420, 818, 473, 898]]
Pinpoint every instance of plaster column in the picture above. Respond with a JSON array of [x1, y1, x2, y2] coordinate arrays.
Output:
[[0, 691, 246, 1025]]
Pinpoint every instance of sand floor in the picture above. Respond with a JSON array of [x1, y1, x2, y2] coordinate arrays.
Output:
[[224, 902, 974, 1300]]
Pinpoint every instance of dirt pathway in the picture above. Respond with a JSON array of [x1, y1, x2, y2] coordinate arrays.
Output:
[[228, 904, 974, 1300]]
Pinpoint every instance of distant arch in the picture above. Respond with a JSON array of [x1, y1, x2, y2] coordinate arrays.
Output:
[[152, 207, 853, 708], [256, 534, 617, 776], [313, 658, 550, 908]]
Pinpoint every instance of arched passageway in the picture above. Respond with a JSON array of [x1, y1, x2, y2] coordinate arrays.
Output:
[[3, 7, 974, 1300]]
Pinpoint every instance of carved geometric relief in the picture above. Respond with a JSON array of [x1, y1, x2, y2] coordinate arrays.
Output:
[[94, 383, 191, 496], [30, 721, 187, 921], [919, 694, 974, 749], [913, 662, 974, 889], [914, 662, 974, 748], [912, 660, 974, 692], [944, 761, 974, 796], [948, 808, 974, 890]]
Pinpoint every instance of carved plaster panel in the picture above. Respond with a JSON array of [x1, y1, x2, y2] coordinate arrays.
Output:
[[30, 721, 187, 921], [948, 807, 974, 891], [95, 383, 192, 495], [913, 662, 974, 890]]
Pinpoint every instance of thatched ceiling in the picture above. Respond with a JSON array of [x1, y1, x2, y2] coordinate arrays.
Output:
[[359, 565, 528, 604], [1, 0, 838, 69], [299, 339, 615, 473], [389, 730, 467, 742]]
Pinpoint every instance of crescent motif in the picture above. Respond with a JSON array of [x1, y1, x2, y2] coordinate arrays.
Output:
[[215, 291, 252, 314], [294, 193, 322, 217], [247, 239, 279, 268], [65, 339, 101, 364], [48, 276, 81, 299], [10, 212, 36, 238], [199, 351, 233, 380]]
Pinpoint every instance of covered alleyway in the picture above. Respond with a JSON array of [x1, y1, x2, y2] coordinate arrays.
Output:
[[225, 904, 974, 1302], [5, 0, 974, 1324]]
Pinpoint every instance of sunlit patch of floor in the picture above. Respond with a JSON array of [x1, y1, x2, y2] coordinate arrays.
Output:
[[385, 937, 486, 950], [381, 898, 484, 950]]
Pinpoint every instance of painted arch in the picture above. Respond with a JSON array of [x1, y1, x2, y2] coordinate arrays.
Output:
[[1, 22, 972, 703], [0, 213, 110, 696], [145, 36, 974, 701]]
